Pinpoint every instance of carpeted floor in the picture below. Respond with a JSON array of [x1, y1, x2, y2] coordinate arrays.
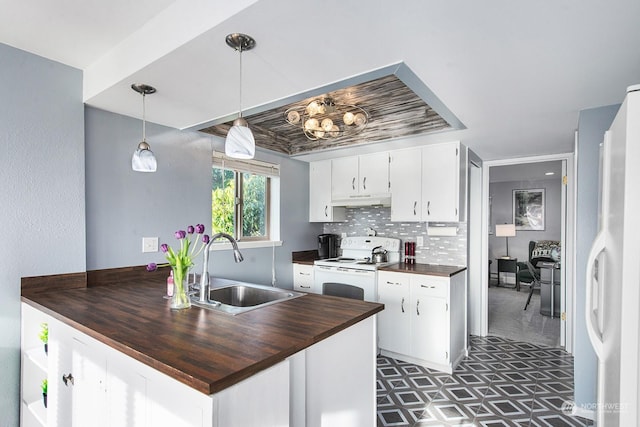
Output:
[[488, 284, 560, 348]]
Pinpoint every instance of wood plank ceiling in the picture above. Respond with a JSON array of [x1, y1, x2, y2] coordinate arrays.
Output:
[[199, 75, 453, 156]]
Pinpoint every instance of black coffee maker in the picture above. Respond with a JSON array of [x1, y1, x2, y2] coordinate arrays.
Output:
[[317, 234, 339, 259]]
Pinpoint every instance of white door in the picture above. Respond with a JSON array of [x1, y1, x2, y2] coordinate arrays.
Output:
[[377, 272, 411, 354], [331, 156, 359, 199], [390, 148, 422, 221], [358, 152, 389, 195], [587, 86, 640, 426], [422, 142, 459, 222], [309, 160, 332, 221], [411, 281, 449, 365]]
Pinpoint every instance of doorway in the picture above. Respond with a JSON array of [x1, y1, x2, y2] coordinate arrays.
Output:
[[479, 154, 574, 352]]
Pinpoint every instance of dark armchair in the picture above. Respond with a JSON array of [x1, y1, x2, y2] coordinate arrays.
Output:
[[517, 240, 560, 290]]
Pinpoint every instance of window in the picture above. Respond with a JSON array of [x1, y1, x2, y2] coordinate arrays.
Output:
[[211, 153, 279, 242]]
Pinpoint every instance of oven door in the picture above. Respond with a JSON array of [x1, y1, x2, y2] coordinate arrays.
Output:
[[314, 265, 376, 302]]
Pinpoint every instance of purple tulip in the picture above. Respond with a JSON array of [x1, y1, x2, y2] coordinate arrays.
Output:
[[195, 224, 205, 234], [175, 230, 186, 239], [187, 225, 195, 234], [160, 243, 169, 253], [146, 263, 158, 272], [202, 234, 210, 244]]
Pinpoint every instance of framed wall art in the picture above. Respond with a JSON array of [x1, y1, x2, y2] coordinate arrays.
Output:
[[513, 188, 545, 231]]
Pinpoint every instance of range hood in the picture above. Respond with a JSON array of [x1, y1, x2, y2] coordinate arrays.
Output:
[[331, 194, 391, 208]]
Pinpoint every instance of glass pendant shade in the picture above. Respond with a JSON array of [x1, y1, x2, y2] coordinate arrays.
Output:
[[132, 141, 157, 172], [225, 119, 255, 159]]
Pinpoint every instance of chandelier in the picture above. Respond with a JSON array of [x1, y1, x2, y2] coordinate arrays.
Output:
[[284, 97, 368, 141]]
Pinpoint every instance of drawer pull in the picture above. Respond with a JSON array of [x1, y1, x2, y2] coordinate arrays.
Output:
[[62, 373, 74, 386], [386, 281, 402, 286], [421, 285, 436, 289], [300, 285, 311, 289]]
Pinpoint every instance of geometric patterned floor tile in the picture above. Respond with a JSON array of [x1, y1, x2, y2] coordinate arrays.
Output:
[[377, 335, 594, 427]]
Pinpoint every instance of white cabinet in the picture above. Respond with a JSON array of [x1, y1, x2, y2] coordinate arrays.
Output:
[[389, 148, 422, 221], [21, 303, 289, 427], [421, 141, 467, 222], [377, 273, 411, 355], [377, 270, 467, 374], [331, 153, 390, 200], [293, 263, 316, 293], [309, 160, 345, 222]]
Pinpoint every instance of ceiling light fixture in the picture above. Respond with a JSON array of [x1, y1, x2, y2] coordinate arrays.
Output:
[[285, 97, 369, 141], [224, 33, 256, 159], [131, 83, 157, 172]]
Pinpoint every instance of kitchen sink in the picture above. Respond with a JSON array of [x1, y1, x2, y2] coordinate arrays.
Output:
[[191, 281, 305, 315]]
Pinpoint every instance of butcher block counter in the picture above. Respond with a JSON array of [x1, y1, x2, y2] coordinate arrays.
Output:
[[380, 262, 466, 277], [20, 267, 382, 427]]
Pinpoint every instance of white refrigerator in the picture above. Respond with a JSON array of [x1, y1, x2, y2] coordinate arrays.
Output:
[[586, 84, 640, 426]]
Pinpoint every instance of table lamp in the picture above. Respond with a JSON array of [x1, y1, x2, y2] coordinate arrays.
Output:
[[495, 224, 516, 258]]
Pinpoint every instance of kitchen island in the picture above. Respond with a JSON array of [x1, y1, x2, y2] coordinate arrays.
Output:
[[20, 267, 383, 427]]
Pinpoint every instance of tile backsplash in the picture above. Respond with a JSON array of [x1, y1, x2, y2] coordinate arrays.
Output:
[[323, 207, 467, 267]]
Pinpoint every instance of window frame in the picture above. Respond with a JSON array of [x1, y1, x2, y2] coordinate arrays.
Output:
[[212, 153, 280, 244]]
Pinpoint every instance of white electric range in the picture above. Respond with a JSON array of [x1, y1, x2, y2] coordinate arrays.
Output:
[[314, 236, 401, 301]]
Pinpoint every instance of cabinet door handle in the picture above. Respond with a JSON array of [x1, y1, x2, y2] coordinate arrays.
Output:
[[427, 201, 431, 216], [386, 281, 402, 286], [352, 177, 356, 190], [416, 299, 420, 316], [421, 284, 435, 289], [363, 177, 367, 190], [401, 297, 405, 313], [300, 285, 311, 289], [324, 205, 328, 217], [62, 373, 74, 386], [413, 201, 417, 216], [299, 272, 310, 276]]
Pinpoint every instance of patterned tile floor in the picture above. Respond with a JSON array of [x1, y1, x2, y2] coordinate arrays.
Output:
[[377, 336, 594, 427]]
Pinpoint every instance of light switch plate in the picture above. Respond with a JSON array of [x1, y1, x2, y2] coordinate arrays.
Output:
[[142, 237, 159, 253]]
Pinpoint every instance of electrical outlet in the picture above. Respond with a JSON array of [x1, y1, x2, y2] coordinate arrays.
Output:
[[341, 232, 347, 238], [416, 236, 424, 247], [142, 237, 158, 253]]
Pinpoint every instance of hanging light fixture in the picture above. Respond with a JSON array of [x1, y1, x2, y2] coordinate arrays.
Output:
[[284, 97, 369, 141], [224, 33, 256, 159], [131, 83, 157, 172]]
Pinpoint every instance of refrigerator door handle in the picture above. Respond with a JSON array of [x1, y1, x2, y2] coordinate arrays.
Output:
[[585, 230, 606, 359]]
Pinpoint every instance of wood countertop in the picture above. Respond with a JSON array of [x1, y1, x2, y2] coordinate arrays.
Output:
[[22, 275, 383, 395], [379, 262, 467, 277]]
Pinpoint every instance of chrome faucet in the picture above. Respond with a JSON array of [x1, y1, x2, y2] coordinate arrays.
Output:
[[197, 232, 244, 303]]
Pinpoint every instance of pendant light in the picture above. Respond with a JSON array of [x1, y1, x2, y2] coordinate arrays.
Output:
[[131, 83, 157, 172], [224, 33, 256, 159]]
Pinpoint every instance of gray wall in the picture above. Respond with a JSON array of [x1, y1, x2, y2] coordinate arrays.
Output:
[[85, 106, 320, 288], [574, 104, 619, 409], [489, 177, 562, 268], [0, 44, 86, 425]]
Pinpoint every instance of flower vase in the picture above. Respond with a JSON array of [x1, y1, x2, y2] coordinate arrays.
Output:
[[170, 266, 191, 310]]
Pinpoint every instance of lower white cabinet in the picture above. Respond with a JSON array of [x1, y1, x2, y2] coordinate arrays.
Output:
[[377, 270, 467, 374], [293, 263, 316, 293]]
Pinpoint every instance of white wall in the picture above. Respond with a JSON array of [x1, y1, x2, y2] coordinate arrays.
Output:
[[0, 43, 86, 425], [489, 177, 562, 268]]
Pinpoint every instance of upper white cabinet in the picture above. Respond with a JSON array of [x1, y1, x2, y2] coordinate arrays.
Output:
[[389, 148, 422, 221], [331, 152, 390, 200], [421, 142, 467, 222], [309, 160, 345, 222]]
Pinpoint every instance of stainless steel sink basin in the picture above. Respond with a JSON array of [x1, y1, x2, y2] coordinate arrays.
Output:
[[191, 280, 305, 315]]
